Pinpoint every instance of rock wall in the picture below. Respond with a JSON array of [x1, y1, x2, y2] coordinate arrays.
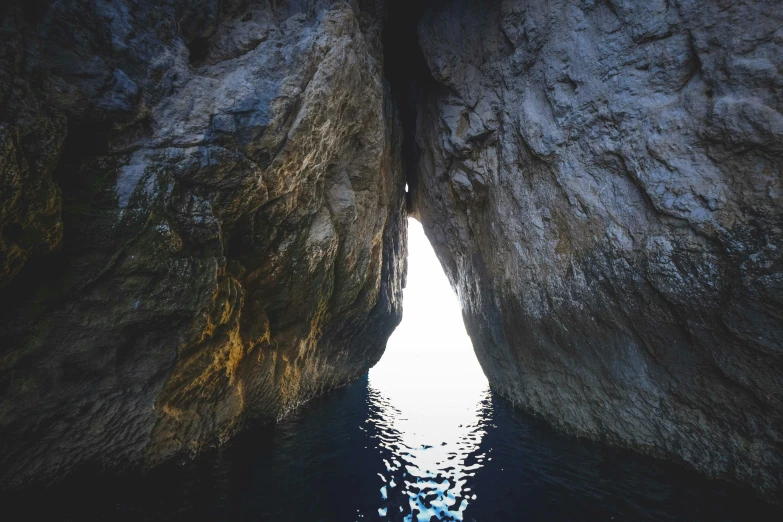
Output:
[[411, 0, 783, 500], [2, 0, 781, 502], [0, 0, 406, 486]]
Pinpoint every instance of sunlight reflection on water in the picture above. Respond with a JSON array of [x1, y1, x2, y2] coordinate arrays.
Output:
[[365, 219, 491, 521]]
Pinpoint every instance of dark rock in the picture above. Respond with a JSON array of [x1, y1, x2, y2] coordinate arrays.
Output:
[[410, 0, 783, 502], [0, 0, 406, 487]]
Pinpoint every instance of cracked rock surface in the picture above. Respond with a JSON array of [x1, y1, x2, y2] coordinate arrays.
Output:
[[411, 0, 783, 500], [0, 0, 405, 487]]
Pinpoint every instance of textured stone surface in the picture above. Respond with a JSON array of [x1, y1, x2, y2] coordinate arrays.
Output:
[[411, 0, 783, 501], [0, 0, 406, 487], [2, 0, 782, 503]]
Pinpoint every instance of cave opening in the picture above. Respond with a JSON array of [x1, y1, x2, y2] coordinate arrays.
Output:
[[378, 1, 486, 391], [372, 217, 484, 382], [367, 213, 490, 517], [380, 0, 483, 389], [369, 217, 488, 518]]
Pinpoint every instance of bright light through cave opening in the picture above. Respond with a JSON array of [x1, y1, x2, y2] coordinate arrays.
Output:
[[367, 218, 490, 520], [370, 218, 487, 392]]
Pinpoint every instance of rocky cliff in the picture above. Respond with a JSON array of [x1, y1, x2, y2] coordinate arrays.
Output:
[[409, 0, 783, 501], [0, 0, 406, 486], [1, 0, 782, 504]]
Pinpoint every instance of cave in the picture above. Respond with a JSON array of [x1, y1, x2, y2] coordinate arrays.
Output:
[[0, 0, 782, 518]]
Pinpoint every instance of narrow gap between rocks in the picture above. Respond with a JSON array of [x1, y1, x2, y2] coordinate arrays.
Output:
[[382, 0, 440, 218]]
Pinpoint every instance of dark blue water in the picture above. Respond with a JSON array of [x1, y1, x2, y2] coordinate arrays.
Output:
[[4, 375, 780, 522]]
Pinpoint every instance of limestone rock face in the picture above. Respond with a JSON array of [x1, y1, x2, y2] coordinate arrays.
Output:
[[0, 0, 406, 486], [411, 0, 783, 500]]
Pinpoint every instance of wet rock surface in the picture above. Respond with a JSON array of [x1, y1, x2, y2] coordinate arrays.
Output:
[[0, 0, 406, 487], [410, 0, 783, 501]]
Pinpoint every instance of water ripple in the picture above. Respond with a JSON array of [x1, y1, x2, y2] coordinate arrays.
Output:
[[361, 384, 492, 521]]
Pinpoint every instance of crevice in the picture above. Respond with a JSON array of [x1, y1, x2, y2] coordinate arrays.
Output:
[[187, 37, 210, 66], [382, 0, 440, 218]]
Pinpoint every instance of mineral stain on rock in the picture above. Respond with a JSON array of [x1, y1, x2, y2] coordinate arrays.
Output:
[[0, 0, 782, 506], [0, 0, 406, 488]]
